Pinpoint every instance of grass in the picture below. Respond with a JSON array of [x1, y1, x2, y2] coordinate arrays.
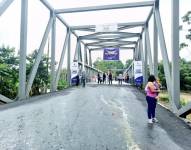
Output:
[[158, 91, 191, 121]]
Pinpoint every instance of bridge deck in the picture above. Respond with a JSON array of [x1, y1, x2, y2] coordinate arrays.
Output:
[[0, 84, 191, 150]]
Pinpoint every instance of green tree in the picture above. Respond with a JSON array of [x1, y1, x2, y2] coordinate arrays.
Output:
[[26, 50, 50, 96], [182, 11, 191, 40], [58, 69, 69, 90], [0, 46, 19, 99], [93, 57, 124, 76], [124, 59, 133, 69]]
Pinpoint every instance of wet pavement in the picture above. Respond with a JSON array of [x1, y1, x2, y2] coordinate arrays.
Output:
[[0, 84, 191, 150]]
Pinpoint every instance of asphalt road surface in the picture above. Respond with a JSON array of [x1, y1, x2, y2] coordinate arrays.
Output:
[[0, 84, 191, 150]]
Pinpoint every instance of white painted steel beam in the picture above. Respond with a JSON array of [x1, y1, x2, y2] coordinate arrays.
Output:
[[19, 0, 28, 100], [55, 1, 154, 14], [70, 22, 145, 30], [153, 9, 158, 77], [144, 31, 148, 85], [86, 41, 136, 46], [0, 0, 14, 16], [50, 13, 56, 92], [80, 32, 141, 39], [80, 34, 140, 40], [26, 16, 53, 97], [0, 94, 13, 103], [55, 32, 69, 88], [171, 0, 180, 109], [155, 9, 178, 112], [90, 47, 134, 51], [67, 29, 71, 86], [145, 25, 153, 74]]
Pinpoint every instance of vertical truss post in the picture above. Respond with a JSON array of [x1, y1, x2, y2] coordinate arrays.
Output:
[[153, 9, 158, 77], [55, 32, 69, 88], [67, 28, 71, 86], [145, 23, 153, 74], [139, 36, 145, 86], [144, 31, 148, 85], [79, 42, 82, 62], [50, 12, 56, 92], [84, 45, 88, 64], [155, 7, 178, 112], [89, 50, 92, 66], [19, 0, 28, 100], [26, 16, 53, 97], [74, 39, 79, 61], [172, 0, 180, 109]]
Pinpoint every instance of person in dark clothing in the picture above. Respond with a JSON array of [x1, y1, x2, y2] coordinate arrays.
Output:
[[103, 73, 106, 84], [108, 72, 112, 85], [97, 73, 101, 84], [76, 74, 79, 86], [81, 71, 86, 87]]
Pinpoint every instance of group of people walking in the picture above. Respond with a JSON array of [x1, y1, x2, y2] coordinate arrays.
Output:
[[97, 72, 113, 85]]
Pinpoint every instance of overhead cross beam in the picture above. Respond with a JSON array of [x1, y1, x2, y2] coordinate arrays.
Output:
[[55, 1, 154, 14], [80, 34, 140, 40], [70, 22, 145, 30], [86, 41, 137, 46], [90, 47, 135, 51]]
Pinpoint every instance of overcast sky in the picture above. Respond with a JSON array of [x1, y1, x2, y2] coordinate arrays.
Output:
[[0, 0, 191, 68]]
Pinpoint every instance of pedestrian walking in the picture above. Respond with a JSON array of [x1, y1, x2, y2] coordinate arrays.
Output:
[[97, 73, 101, 84], [118, 74, 123, 85], [145, 75, 160, 124], [81, 71, 86, 87], [108, 71, 112, 85], [103, 73, 106, 84]]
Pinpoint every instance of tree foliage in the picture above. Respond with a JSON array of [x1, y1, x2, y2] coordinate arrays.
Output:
[[0, 46, 19, 99], [182, 11, 191, 39], [26, 50, 50, 96], [158, 59, 191, 91], [93, 57, 124, 76]]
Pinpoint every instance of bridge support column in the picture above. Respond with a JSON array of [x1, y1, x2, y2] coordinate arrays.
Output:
[[50, 12, 56, 92], [89, 50, 92, 67], [172, 0, 180, 109], [19, 0, 28, 100], [67, 28, 71, 86], [153, 10, 158, 77], [154, 7, 178, 112], [145, 24, 153, 75], [74, 38, 79, 61], [144, 31, 148, 85], [139, 36, 145, 87]]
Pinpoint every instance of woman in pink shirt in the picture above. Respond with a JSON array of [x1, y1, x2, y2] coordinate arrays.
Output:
[[145, 75, 160, 124]]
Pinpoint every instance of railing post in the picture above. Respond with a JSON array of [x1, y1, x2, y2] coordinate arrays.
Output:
[[19, 0, 28, 100]]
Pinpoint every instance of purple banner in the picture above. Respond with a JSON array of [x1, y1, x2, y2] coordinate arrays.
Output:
[[103, 48, 119, 60]]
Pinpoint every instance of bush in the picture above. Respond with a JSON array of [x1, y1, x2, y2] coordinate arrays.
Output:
[[57, 79, 69, 90], [180, 98, 188, 106], [159, 94, 169, 102]]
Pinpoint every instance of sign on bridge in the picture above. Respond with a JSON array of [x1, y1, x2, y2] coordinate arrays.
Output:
[[134, 61, 143, 86], [96, 23, 118, 32], [103, 48, 119, 61]]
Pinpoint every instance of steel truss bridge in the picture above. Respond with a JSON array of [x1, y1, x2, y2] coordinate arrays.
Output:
[[0, 1, 191, 149]]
